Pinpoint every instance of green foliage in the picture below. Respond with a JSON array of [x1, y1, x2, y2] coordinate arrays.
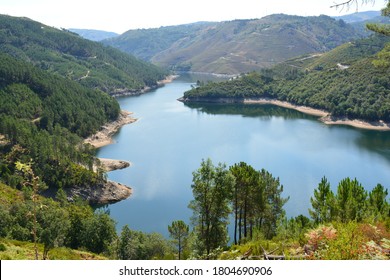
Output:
[[305, 222, 390, 260], [0, 53, 120, 137], [0, 53, 115, 194], [168, 220, 189, 260], [372, 42, 390, 68], [310, 177, 389, 223], [309, 177, 336, 224], [368, 184, 390, 220], [38, 199, 70, 259], [188, 160, 288, 258], [0, 238, 107, 260], [276, 215, 312, 246], [188, 159, 235, 257], [117, 225, 174, 260], [0, 182, 118, 259], [336, 178, 368, 222], [229, 162, 288, 242], [0, 15, 168, 94], [367, 1, 390, 37], [82, 210, 116, 255], [183, 35, 390, 122]]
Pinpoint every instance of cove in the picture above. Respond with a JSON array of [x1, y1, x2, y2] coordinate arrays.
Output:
[[97, 74, 390, 237]]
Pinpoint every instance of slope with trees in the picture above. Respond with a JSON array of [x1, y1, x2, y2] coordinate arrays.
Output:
[[0, 52, 129, 205], [0, 14, 168, 95], [104, 14, 366, 74], [181, 34, 390, 123]]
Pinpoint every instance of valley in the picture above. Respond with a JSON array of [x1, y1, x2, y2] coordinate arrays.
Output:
[[0, 4, 389, 261]]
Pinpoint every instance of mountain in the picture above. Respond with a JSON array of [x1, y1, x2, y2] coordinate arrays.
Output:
[[68, 28, 119, 41], [0, 14, 168, 95], [103, 14, 366, 75], [333, 10, 381, 23], [103, 21, 214, 61], [181, 35, 390, 123]]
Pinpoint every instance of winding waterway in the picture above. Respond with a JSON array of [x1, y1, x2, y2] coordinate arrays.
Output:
[[97, 74, 390, 237]]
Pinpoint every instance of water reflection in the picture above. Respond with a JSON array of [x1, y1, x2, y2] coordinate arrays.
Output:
[[186, 102, 318, 121], [186, 102, 390, 164], [99, 76, 390, 237]]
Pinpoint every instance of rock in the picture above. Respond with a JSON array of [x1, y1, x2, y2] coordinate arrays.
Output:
[[65, 180, 132, 205]]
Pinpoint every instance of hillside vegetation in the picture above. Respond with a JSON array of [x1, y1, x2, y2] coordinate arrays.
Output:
[[104, 14, 365, 74], [0, 14, 168, 95], [182, 35, 390, 123], [0, 52, 121, 201]]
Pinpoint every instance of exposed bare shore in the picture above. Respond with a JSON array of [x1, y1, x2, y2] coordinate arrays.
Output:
[[84, 110, 137, 148], [244, 98, 390, 131], [65, 180, 132, 205], [320, 116, 390, 131], [95, 158, 131, 172], [157, 75, 179, 86], [111, 75, 179, 97], [244, 98, 328, 117], [82, 110, 137, 203]]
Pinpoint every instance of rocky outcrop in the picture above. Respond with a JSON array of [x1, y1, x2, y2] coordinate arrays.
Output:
[[65, 180, 132, 205], [84, 110, 137, 148], [96, 158, 131, 172]]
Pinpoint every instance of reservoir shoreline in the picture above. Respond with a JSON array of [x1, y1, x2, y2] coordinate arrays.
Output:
[[179, 96, 390, 131]]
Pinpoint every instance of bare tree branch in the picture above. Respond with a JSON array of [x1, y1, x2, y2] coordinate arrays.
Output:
[[330, 0, 376, 11], [330, 0, 354, 9]]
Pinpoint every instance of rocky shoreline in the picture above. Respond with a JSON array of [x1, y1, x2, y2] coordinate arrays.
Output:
[[84, 110, 137, 148], [96, 158, 131, 172], [179, 97, 390, 131], [244, 98, 390, 131], [65, 180, 132, 205], [110, 75, 178, 97], [79, 110, 137, 204], [78, 75, 178, 204]]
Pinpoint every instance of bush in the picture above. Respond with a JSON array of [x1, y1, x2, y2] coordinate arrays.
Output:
[[0, 243, 6, 251]]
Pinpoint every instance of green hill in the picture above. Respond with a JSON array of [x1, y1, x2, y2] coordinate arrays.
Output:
[[182, 35, 390, 123], [0, 14, 168, 95], [104, 14, 366, 75]]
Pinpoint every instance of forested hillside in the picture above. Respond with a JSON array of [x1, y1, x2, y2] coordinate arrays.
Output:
[[182, 35, 390, 123], [0, 14, 168, 95], [0, 52, 121, 197], [2, 159, 388, 260], [104, 14, 365, 74]]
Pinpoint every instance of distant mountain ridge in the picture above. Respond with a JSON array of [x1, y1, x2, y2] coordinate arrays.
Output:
[[0, 14, 168, 95], [333, 10, 381, 23], [68, 28, 119, 41], [103, 14, 368, 75], [181, 35, 390, 124]]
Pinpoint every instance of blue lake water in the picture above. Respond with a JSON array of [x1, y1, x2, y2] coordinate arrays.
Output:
[[97, 74, 390, 237]]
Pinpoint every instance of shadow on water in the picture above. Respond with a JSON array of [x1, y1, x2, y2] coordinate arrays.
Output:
[[356, 130, 390, 162], [185, 102, 319, 121]]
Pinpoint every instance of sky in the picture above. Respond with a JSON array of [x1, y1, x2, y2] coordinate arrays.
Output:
[[0, 0, 387, 34]]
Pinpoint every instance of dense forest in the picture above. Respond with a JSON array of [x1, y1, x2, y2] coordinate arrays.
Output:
[[1, 159, 389, 260], [0, 14, 168, 95], [0, 52, 118, 196], [1, 2, 390, 261], [182, 35, 390, 122], [0, 14, 171, 203]]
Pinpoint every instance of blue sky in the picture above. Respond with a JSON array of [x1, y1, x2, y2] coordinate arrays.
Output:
[[0, 0, 386, 33]]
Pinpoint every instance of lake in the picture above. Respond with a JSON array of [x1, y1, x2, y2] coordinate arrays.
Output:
[[97, 74, 390, 237]]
